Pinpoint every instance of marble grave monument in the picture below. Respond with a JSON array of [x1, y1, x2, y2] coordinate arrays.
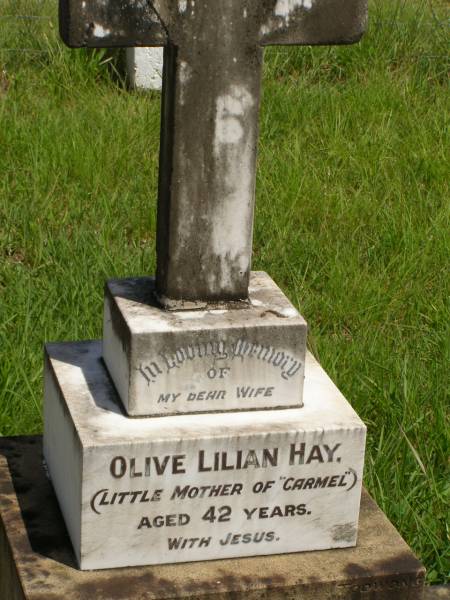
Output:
[[43, 0, 369, 571]]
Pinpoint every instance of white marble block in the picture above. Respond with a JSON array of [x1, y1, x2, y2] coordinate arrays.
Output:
[[103, 272, 307, 417], [43, 341, 366, 571], [126, 47, 163, 90]]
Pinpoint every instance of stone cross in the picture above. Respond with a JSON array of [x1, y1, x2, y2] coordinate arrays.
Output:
[[60, 0, 367, 307]]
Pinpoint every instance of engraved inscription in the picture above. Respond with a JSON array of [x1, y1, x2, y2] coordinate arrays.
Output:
[[87, 439, 362, 558], [137, 338, 302, 386]]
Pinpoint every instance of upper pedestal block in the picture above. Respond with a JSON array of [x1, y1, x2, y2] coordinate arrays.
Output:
[[103, 272, 307, 417]]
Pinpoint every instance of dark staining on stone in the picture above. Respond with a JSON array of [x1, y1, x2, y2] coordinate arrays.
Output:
[[59, 0, 167, 48], [345, 552, 426, 580], [77, 571, 180, 599], [342, 551, 426, 597], [260, 309, 289, 319], [183, 569, 287, 596], [331, 522, 357, 543], [260, 0, 368, 46]]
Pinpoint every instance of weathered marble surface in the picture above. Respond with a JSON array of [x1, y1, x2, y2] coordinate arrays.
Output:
[[44, 340, 365, 570], [103, 272, 307, 416], [126, 47, 163, 90]]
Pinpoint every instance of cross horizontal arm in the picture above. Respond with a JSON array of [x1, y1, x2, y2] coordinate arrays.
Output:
[[259, 0, 368, 46], [59, 0, 167, 48], [60, 0, 367, 50]]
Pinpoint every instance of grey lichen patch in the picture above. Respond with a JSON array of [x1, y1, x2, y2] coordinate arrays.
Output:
[[331, 522, 357, 543]]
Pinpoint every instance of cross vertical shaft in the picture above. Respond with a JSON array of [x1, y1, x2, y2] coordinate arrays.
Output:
[[155, 5, 263, 306]]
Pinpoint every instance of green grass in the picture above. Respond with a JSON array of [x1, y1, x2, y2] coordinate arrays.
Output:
[[1, 0, 449, 584]]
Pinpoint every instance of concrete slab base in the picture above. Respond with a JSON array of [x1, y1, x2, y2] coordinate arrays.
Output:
[[0, 436, 425, 599]]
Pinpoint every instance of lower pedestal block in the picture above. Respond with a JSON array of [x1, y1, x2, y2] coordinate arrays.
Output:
[[0, 436, 425, 599], [44, 340, 365, 571]]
